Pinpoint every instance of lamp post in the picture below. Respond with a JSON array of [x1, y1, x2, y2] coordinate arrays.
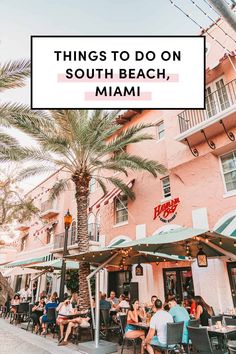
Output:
[[59, 209, 72, 301]]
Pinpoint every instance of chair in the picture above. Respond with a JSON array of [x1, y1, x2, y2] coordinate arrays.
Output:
[[26, 304, 35, 332], [118, 314, 139, 354], [228, 341, 236, 354], [44, 307, 57, 337], [152, 321, 184, 354], [188, 319, 200, 327], [74, 318, 94, 345], [211, 315, 223, 325], [100, 309, 119, 339], [15, 302, 30, 325], [224, 317, 236, 326], [188, 326, 227, 354]]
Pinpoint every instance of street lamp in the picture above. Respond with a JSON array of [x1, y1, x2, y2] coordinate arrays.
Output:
[[59, 209, 72, 301]]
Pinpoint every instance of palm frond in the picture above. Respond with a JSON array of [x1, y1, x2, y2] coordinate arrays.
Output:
[[17, 165, 58, 180], [104, 123, 155, 153], [94, 177, 108, 196], [108, 153, 166, 177], [0, 132, 18, 147], [107, 177, 135, 200], [0, 59, 30, 91], [50, 179, 71, 200]]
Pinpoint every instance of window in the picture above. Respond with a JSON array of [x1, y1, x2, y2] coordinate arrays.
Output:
[[71, 221, 77, 244], [221, 151, 236, 192], [20, 236, 27, 251], [89, 178, 96, 193], [162, 176, 171, 198], [115, 195, 128, 224], [156, 121, 165, 140]]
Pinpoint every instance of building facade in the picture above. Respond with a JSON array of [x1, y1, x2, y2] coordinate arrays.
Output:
[[2, 18, 236, 312]]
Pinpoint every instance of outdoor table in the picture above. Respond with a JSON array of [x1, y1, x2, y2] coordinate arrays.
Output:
[[228, 340, 236, 349], [59, 313, 82, 319], [134, 321, 150, 334], [206, 325, 236, 350]]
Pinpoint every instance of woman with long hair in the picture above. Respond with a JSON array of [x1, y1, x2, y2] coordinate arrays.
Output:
[[194, 295, 214, 326], [124, 299, 146, 354]]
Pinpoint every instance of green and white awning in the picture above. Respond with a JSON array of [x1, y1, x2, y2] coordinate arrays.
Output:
[[215, 215, 236, 237], [5, 255, 52, 268]]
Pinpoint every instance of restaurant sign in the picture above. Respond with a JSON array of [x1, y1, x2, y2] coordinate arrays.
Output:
[[153, 197, 180, 223]]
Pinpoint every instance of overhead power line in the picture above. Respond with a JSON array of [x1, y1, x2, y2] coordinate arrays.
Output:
[[207, 0, 236, 31], [188, 0, 236, 43], [169, 0, 232, 52]]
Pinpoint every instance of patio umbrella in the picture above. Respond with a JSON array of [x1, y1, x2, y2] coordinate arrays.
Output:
[[119, 227, 236, 259], [26, 258, 79, 270], [2, 266, 40, 277], [66, 246, 188, 352], [68, 246, 187, 266]]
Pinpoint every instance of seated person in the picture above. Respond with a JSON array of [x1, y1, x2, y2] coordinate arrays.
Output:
[[57, 297, 89, 346], [168, 296, 190, 345], [31, 297, 45, 333], [71, 292, 79, 309], [10, 294, 20, 315], [18, 285, 31, 302], [147, 295, 158, 314], [40, 295, 58, 335], [107, 291, 119, 311], [194, 295, 213, 326], [125, 299, 146, 354], [100, 293, 111, 310], [117, 294, 130, 311], [143, 298, 174, 354]]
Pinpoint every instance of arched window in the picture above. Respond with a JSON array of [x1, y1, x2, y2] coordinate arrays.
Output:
[[88, 213, 95, 240], [71, 220, 77, 244]]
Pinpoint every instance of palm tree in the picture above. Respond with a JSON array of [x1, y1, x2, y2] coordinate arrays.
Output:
[[0, 109, 166, 308], [0, 59, 46, 126]]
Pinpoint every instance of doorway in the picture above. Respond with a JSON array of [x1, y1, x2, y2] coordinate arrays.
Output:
[[163, 267, 194, 302], [108, 271, 132, 297], [227, 262, 236, 307]]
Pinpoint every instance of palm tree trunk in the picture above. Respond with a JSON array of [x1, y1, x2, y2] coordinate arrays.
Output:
[[73, 173, 90, 309]]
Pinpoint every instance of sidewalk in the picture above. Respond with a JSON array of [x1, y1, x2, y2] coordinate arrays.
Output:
[[0, 318, 79, 354]]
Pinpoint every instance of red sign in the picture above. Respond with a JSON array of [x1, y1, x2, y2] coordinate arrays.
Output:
[[153, 197, 180, 223]]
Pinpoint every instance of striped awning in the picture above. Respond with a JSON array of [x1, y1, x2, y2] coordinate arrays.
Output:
[[89, 179, 135, 212], [215, 215, 236, 237], [5, 254, 52, 268]]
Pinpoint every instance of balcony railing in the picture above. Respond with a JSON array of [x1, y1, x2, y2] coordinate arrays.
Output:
[[53, 223, 100, 250], [178, 79, 236, 134], [41, 200, 54, 213]]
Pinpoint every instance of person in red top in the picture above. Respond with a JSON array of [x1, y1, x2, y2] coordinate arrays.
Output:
[[188, 294, 196, 316]]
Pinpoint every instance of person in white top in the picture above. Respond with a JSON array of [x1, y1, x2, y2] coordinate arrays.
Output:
[[143, 298, 174, 354], [19, 285, 32, 301], [56, 297, 90, 346]]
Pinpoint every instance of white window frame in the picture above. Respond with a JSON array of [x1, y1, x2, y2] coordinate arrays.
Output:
[[219, 149, 236, 198], [206, 76, 229, 117], [161, 176, 171, 199], [156, 121, 165, 141], [114, 195, 128, 225], [89, 178, 96, 193]]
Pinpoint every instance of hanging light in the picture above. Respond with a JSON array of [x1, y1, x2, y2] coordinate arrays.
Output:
[[135, 263, 143, 276], [197, 246, 208, 268], [219, 239, 222, 246]]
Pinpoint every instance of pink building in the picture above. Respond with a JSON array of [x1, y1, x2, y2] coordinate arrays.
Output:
[[4, 18, 236, 312]]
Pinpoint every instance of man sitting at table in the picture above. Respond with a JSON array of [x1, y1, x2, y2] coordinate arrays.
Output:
[[57, 297, 90, 346], [100, 293, 111, 310], [18, 285, 31, 301], [168, 296, 190, 345], [143, 298, 174, 354]]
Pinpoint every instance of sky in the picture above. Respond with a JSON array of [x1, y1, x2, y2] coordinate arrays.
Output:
[[0, 0, 226, 191]]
